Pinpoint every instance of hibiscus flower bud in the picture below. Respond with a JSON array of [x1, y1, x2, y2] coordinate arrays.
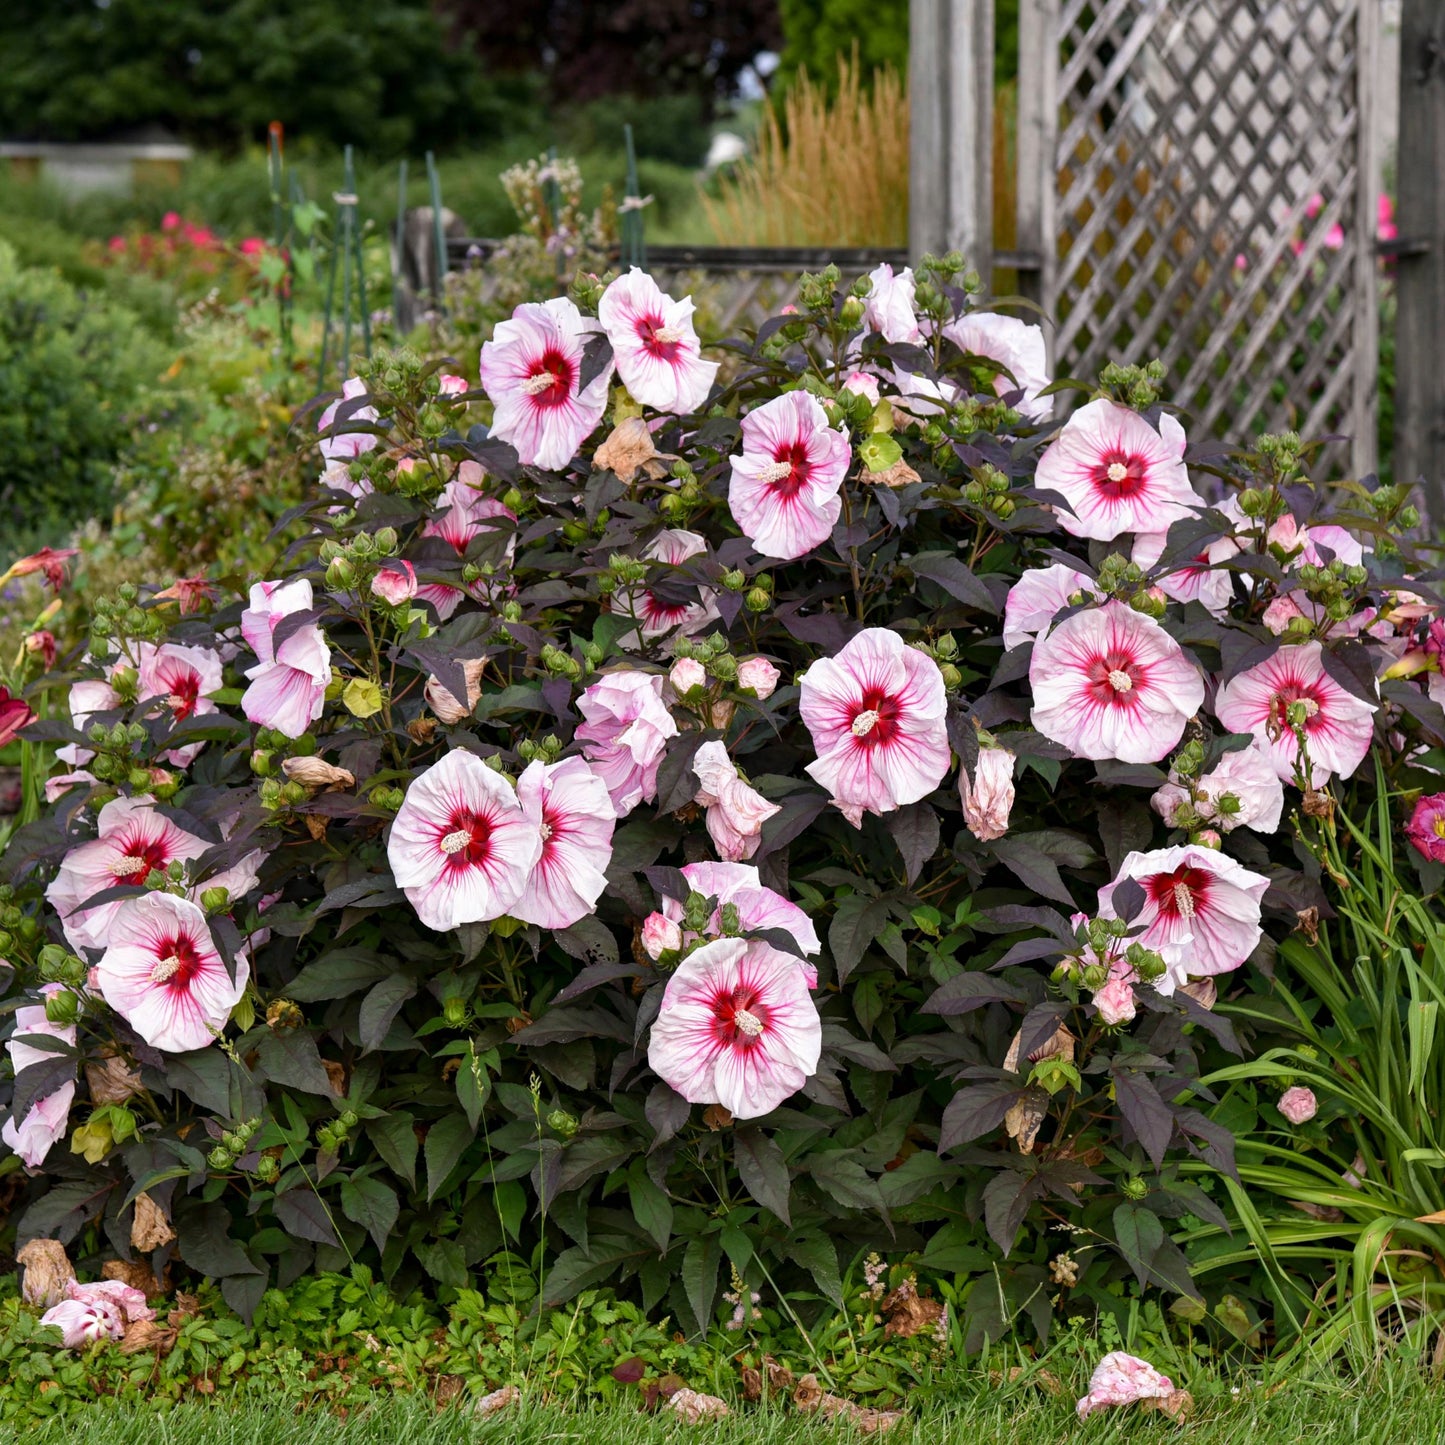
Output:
[[669, 657, 707, 697], [208, 1146, 232, 1171], [641, 912, 683, 960], [745, 587, 771, 613], [707, 654, 739, 684], [374, 527, 399, 555], [959, 746, 1016, 842], [199, 887, 231, 913], [1080, 961, 1108, 990], [44, 990, 79, 1026], [326, 556, 357, 589], [1192, 827, 1223, 849], [442, 996, 469, 1026], [370, 561, 417, 606], [736, 657, 780, 699], [1278, 1085, 1317, 1125]]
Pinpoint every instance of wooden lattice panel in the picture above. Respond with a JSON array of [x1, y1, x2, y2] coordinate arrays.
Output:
[[1027, 0, 1379, 475]]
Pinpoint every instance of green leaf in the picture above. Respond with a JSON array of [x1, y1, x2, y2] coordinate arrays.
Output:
[[828, 894, 889, 986], [455, 1045, 490, 1130], [1113, 1202, 1165, 1288], [340, 1175, 399, 1253], [425, 1113, 476, 1201], [681, 1234, 721, 1334], [415, 1238, 468, 1288], [286, 949, 392, 1002], [367, 1111, 418, 1189], [627, 1170, 673, 1252], [255, 1031, 334, 1095], [734, 1128, 791, 1225], [274, 1188, 339, 1247], [790, 1233, 843, 1309], [493, 1179, 527, 1243], [358, 975, 416, 1053]]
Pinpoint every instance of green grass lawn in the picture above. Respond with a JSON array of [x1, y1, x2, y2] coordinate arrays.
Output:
[[19, 1377, 1445, 1445]]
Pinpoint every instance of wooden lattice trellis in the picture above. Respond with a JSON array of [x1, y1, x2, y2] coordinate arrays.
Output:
[[1018, 0, 1381, 475]]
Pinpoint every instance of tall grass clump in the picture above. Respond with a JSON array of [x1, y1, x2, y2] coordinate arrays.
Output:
[[701, 54, 908, 248]]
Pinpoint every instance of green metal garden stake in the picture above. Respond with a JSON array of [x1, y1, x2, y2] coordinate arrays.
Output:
[[392, 158, 409, 331], [622, 123, 646, 269], [426, 150, 447, 312]]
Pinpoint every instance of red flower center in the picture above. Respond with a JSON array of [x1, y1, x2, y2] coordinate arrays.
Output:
[[1085, 648, 1145, 707], [439, 811, 493, 869], [1092, 450, 1147, 499], [711, 984, 769, 1048], [1268, 679, 1326, 733], [1143, 864, 1213, 920], [160, 663, 201, 720], [637, 313, 682, 362], [764, 442, 811, 498], [524, 349, 575, 410], [149, 932, 203, 990], [109, 831, 172, 886], [847, 686, 900, 746]]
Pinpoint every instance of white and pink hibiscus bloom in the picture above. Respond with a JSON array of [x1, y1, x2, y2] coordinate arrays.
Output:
[[41, 1295, 124, 1349], [1029, 601, 1204, 763], [861, 262, 922, 344], [1097, 844, 1270, 992], [96, 893, 249, 1053], [651, 861, 822, 978], [799, 627, 951, 826], [387, 748, 542, 933], [692, 741, 781, 862], [943, 311, 1052, 422], [136, 640, 225, 768], [575, 671, 679, 816], [1131, 528, 1240, 617], [240, 578, 331, 739], [620, 529, 719, 648], [417, 466, 516, 620], [53, 675, 122, 778], [2, 986, 76, 1168], [1035, 399, 1202, 541], [46, 795, 262, 954], [647, 936, 822, 1120], [597, 268, 718, 414], [1266, 512, 1368, 569], [1076, 1353, 1178, 1420], [511, 757, 615, 930], [728, 390, 850, 561], [371, 560, 417, 607], [317, 377, 379, 462], [1151, 740, 1285, 835], [479, 296, 613, 470], [1002, 563, 1098, 650], [1214, 641, 1377, 786]]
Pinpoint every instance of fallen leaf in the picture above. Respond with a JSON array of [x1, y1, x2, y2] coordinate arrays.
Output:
[[85, 1053, 144, 1105], [131, 1191, 177, 1251], [1142, 1389, 1194, 1420], [433, 1376, 465, 1405], [120, 1320, 179, 1357], [102, 1258, 164, 1296], [880, 1278, 944, 1339], [17, 1239, 74, 1307]]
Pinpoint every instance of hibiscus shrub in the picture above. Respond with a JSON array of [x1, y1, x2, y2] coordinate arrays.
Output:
[[1, 256, 1437, 1348]]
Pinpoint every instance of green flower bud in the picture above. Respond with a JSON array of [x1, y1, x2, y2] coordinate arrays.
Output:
[[502, 489, 524, 513], [1238, 488, 1265, 517], [745, 587, 771, 613], [280, 781, 309, 807], [840, 295, 865, 327], [200, 887, 231, 914], [547, 1109, 580, 1138], [442, 996, 468, 1027], [222, 1132, 240, 1151], [502, 601, 523, 623], [719, 902, 742, 935], [325, 556, 357, 590], [208, 1146, 232, 1171], [1081, 962, 1108, 990], [707, 654, 739, 683], [257, 1155, 279, 1183], [340, 1110, 358, 1129], [374, 527, 399, 555], [44, 990, 79, 1027], [939, 662, 963, 691], [351, 531, 375, 558], [1122, 1175, 1149, 1200]]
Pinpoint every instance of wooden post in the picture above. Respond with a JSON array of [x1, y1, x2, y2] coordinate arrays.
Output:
[[1014, 0, 1058, 357], [909, 0, 994, 282], [1396, 0, 1445, 517]]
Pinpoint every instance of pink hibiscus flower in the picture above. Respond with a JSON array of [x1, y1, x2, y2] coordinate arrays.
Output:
[[317, 377, 379, 462], [240, 579, 332, 739], [654, 860, 822, 978], [861, 262, 921, 344], [479, 297, 612, 470], [371, 560, 417, 606], [1214, 642, 1377, 785], [1029, 601, 1204, 763], [1097, 844, 1270, 991], [1036, 399, 1202, 540], [647, 937, 822, 1120], [620, 529, 719, 649], [96, 893, 249, 1053], [799, 627, 951, 826], [1002, 563, 1098, 650], [41, 1296, 124, 1349], [1076, 1352, 1177, 1419], [387, 749, 542, 932], [597, 268, 718, 414], [1131, 529, 1239, 616], [692, 741, 781, 861], [54, 676, 121, 773], [1406, 792, 1445, 864], [575, 672, 679, 816], [943, 311, 1052, 421], [1151, 740, 1284, 835], [728, 390, 850, 561], [1, 987, 76, 1168], [46, 796, 262, 953], [417, 467, 516, 620], [511, 757, 615, 930], [1279, 1086, 1318, 1125], [137, 642, 222, 722]]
